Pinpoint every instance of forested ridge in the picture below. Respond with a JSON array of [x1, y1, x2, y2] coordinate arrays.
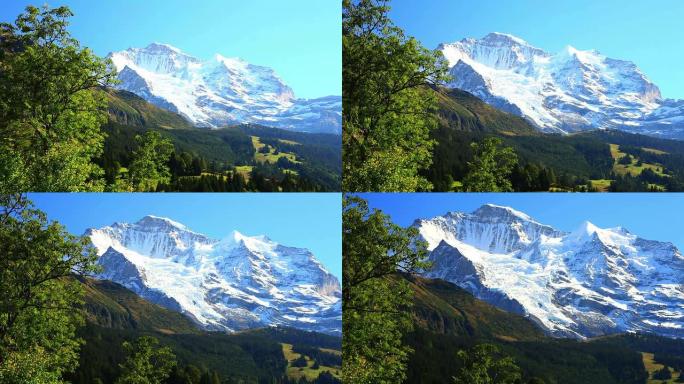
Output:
[[403, 274, 664, 384], [425, 86, 684, 192]]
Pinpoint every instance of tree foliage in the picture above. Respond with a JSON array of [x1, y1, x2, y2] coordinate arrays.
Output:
[[342, 0, 449, 191], [463, 137, 518, 192], [0, 194, 99, 383], [452, 344, 522, 384], [342, 195, 430, 383], [115, 336, 176, 384], [115, 131, 174, 192], [0, 5, 117, 192]]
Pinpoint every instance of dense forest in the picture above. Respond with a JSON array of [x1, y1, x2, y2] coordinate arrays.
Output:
[[71, 276, 343, 384], [403, 274, 665, 384], [424, 87, 684, 192]]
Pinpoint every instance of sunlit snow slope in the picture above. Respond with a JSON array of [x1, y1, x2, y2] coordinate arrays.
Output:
[[108, 43, 341, 134], [439, 33, 684, 138], [87, 216, 341, 335], [415, 204, 684, 339]]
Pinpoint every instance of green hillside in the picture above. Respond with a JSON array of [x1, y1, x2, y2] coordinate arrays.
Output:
[[104, 89, 194, 129], [78, 276, 198, 334], [401, 274, 684, 384], [406, 274, 544, 341], [99, 90, 341, 191], [69, 277, 341, 384]]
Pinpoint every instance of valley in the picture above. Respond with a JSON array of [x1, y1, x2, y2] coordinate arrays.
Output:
[[101, 89, 341, 192], [427, 86, 684, 192], [70, 276, 341, 383]]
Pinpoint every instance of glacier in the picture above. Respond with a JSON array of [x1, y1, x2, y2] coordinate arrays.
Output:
[[439, 32, 684, 138], [108, 43, 341, 134], [415, 204, 684, 339], [86, 215, 341, 335]]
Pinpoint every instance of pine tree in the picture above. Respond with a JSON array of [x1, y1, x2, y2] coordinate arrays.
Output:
[[115, 336, 176, 384], [463, 137, 518, 192]]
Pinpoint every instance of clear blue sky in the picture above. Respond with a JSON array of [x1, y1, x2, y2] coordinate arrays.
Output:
[[359, 193, 684, 251], [28, 193, 341, 280], [0, 0, 341, 99], [390, 0, 684, 100]]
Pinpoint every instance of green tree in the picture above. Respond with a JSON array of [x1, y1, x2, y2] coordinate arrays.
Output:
[[123, 131, 174, 192], [343, 0, 449, 191], [652, 366, 672, 380], [618, 154, 631, 165], [0, 6, 117, 192], [292, 355, 308, 368], [463, 137, 518, 192], [452, 344, 522, 384], [0, 194, 99, 383], [342, 195, 430, 383], [115, 336, 176, 384]]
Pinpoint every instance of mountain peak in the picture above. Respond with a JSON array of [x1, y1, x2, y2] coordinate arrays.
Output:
[[472, 204, 536, 222], [135, 215, 189, 231], [420, 205, 684, 338], [144, 42, 183, 54], [481, 32, 531, 46], [569, 220, 600, 240], [440, 33, 672, 135], [108, 44, 341, 133], [88, 219, 341, 335]]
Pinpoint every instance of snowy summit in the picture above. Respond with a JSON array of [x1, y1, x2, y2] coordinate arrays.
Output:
[[439, 33, 684, 138], [87, 215, 342, 335], [108, 43, 341, 134], [415, 204, 684, 339]]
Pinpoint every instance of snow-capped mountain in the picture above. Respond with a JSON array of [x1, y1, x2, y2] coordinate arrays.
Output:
[[439, 33, 684, 138], [108, 43, 341, 134], [86, 215, 341, 335], [415, 204, 684, 339]]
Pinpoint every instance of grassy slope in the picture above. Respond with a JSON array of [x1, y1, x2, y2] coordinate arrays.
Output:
[[643, 352, 681, 383], [104, 89, 193, 129], [281, 343, 341, 381], [405, 274, 544, 341], [103, 88, 341, 189], [79, 276, 198, 334]]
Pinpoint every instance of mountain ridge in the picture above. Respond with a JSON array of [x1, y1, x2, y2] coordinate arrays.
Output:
[[108, 43, 341, 134], [86, 215, 342, 336], [414, 204, 684, 338], [439, 32, 684, 139]]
